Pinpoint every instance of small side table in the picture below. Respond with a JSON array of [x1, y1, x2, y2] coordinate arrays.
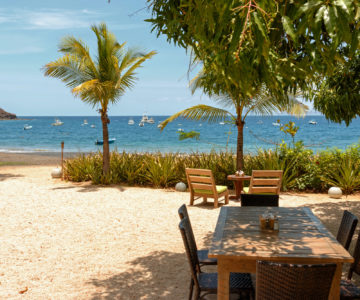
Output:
[[227, 175, 251, 200]]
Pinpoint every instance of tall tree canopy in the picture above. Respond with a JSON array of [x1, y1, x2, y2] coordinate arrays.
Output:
[[314, 53, 360, 126], [44, 23, 156, 175], [147, 0, 359, 102]]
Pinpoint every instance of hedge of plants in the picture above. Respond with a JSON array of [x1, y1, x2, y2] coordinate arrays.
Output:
[[63, 142, 360, 194]]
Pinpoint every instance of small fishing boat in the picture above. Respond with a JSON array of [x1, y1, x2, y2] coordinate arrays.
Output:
[[147, 117, 155, 124], [139, 121, 144, 127], [178, 128, 184, 132], [82, 119, 88, 126], [140, 114, 149, 123], [309, 120, 317, 125], [52, 118, 64, 126], [95, 138, 116, 145], [128, 118, 134, 125], [272, 122, 281, 126], [23, 124, 32, 130], [90, 124, 95, 128], [219, 122, 225, 125]]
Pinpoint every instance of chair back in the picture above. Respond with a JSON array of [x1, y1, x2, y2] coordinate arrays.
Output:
[[178, 204, 198, 255], [249, 170, 283, 194], [347, 228, 360, 279], [186, 168, 217, 196], [256, 260, 336, 300], [336, 210, 358, 250], [241, 194, 279, 207], [179, 218, 201, 286]]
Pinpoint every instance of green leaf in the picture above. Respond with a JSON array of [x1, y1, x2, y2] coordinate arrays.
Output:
[[282, 16, 297, 42]]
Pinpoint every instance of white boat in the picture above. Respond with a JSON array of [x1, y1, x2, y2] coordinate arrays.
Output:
[[272, 122, 281, 126], [140, 114, 149, 123], [90, 124, 95, 128], [178, 128, 184, 132], [23, 124, 32, 130], [219, 122, 225, 125], [147, 117, 155, 124], [309, 120, 317, 125], [52, 118, 64, 126], [139, 121, 144, 127], [128, 118, 135, 125], [82, 119, 88, 125]]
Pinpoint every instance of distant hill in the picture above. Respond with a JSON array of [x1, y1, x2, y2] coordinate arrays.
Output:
[[0, 108, 17, 120]]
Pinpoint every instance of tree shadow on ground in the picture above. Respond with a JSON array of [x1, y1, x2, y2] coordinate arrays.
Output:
[[0, 173, 24, 181], [51, 184, 125, 193], [87, 251, 188, 300], [302, 200, 360, 285]]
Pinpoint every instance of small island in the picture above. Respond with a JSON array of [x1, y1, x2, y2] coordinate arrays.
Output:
[[0, 108, 17, 120]]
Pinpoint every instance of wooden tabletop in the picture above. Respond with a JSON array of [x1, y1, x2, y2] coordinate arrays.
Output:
[[209, 206, 353, 263], [227, 175, 251, 181]]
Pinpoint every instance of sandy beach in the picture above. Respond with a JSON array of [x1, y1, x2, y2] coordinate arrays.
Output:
[[0, 152, 82, 166], [1, 164, 360, 299]]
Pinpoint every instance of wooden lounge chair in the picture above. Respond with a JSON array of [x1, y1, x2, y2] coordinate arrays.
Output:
[[185, 168, 229, 208], [256, 260, 336, 300], [179, 217, 254, 300], [244, 170, 283, 195]]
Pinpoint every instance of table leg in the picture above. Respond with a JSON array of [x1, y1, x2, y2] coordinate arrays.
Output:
[[217, 260, 230, 300], [229, 181, 243, 200], [328, 262, 341, 299]]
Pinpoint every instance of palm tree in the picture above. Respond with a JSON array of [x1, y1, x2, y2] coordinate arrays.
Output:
[[160, 68, 307, 170], [43, 23, 156, 175]]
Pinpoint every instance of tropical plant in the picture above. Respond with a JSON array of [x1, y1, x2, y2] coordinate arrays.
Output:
[[159, 84, 306, 169], [320, 156, 360, 195], [43, 23, 156, 175], [280, 121, 299, 147]]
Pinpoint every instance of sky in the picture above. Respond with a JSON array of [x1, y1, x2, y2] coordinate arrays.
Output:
[[0, 0, 316, 116]]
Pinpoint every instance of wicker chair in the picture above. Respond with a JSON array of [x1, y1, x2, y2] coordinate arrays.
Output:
[[179, 217, 254, 300], [256, 260, 336, 300], [337, 210, 358, 250], [178, 204, 217, 266], [340, 229, 360, 299], [240, 194, 279, 207]]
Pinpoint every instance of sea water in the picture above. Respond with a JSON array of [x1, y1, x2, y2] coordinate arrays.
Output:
[[0, 116, 359, 154]]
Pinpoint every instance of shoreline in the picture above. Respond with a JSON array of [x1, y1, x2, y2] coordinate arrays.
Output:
[[0, 152, 82, 166]]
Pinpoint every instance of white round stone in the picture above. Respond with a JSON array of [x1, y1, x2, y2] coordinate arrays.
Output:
[[51, 167, 62, 178], [175, 182, 187, 192], [328, 186, 342, 199]]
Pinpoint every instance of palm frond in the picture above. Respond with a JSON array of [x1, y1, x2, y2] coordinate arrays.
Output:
[[160, 104, 233, 131]]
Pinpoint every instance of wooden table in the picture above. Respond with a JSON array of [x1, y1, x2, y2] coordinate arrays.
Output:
[[209, 207, 353, 299], [227, 175, 251, 200]]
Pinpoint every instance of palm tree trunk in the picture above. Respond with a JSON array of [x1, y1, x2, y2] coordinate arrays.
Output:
[[236, 119, 245, 170], [100, 110, 110, 175]]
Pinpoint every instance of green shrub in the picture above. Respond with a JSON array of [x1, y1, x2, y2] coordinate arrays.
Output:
[[62, 143, 360, 194]]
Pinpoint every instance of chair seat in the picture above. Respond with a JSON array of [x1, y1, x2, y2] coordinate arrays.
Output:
[[194, 185, 228, 195], [198, 272, 254, 292], [341, 279, 360, 299], [197, 249, 217, 265]]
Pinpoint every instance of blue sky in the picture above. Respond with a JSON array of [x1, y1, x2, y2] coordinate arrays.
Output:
[[0, 0, 216, 116], [0, 0, 315, 116]]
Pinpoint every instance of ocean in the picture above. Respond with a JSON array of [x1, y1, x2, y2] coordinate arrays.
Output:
[[0, 115, 359, 154]]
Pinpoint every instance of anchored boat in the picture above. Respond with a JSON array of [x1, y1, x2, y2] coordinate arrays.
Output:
[[95, 138, 116, 145], [52, 118, 64, 126]]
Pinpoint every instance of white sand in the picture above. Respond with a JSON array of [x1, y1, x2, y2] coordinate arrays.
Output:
[[1, 165, 360, 299]]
